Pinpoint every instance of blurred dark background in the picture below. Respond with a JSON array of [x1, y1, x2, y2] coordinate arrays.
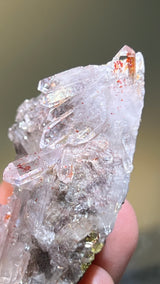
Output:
[[0, 1, 159, 282]]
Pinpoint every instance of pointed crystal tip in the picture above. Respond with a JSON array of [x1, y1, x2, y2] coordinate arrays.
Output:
[[113, 45, 136, 77], [116, 45, 135, 58]]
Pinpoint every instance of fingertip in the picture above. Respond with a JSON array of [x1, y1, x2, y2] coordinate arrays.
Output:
[[117, 200, 139, 253], [0, 181, 13, 205], [95, 200, 138, 283], [79, 264, 114, 284]]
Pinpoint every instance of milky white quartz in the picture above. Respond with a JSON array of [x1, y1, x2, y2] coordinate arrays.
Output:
[[1, 46, 145, 284]]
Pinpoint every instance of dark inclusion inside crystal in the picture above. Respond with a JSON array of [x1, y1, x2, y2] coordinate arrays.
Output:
[[26, 247, 52, 280], [26, 233, 103, 281], [119, 55, 128, 60]]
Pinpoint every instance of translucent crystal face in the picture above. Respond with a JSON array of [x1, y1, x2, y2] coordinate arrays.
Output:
[[1, 46, 145, 284]]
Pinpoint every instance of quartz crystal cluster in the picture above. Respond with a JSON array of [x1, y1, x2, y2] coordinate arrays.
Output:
[[1, 46, 145, 284]]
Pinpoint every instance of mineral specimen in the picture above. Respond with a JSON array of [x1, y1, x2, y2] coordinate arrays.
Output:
[[1, 45, 145, 284]]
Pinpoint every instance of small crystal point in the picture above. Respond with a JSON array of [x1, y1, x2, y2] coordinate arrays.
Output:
[[116, 45, 135, 57], [1, 46, 145, 284], [111, 45, 137, 78]]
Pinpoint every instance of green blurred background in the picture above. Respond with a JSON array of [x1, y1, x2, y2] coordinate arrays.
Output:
[[0, 1, 160, 282]]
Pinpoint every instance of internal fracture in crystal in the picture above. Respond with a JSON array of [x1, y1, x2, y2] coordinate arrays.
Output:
[[0, 46, 145, 284]]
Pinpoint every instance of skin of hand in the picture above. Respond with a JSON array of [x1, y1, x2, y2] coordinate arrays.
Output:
[[0, 182, 138, 284], [79, 200, 138, 284]]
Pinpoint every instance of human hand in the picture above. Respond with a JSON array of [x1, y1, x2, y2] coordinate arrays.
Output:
[[0, 182, 138, 284], [79, 200, 138, 284]]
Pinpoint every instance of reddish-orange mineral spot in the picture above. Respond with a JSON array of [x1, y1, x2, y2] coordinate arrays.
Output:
[[17, 163, 31, 172], [127, 52, 135, 76], [114, 60, 123, 72], [68, 165, 73, 179], [4, 213, 11, 221]]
